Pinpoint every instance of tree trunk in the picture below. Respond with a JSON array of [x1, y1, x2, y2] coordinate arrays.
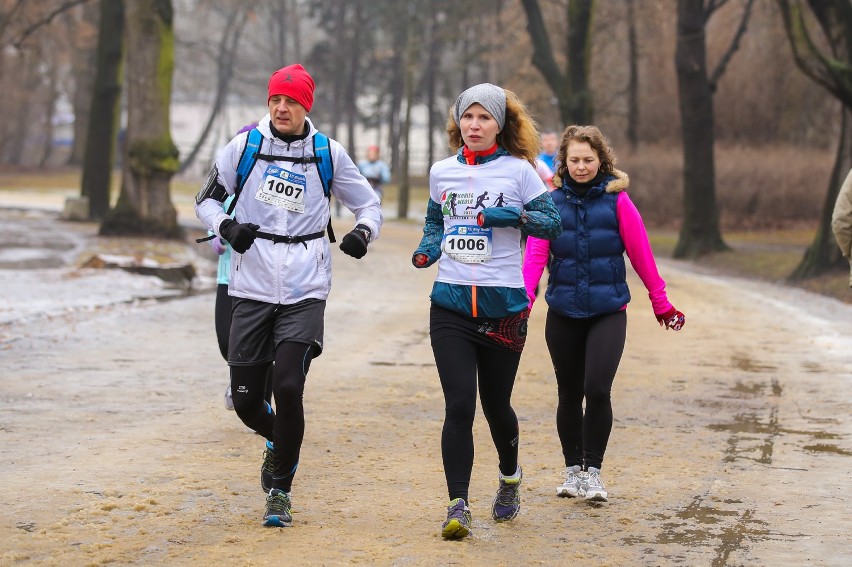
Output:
[[81, 0, 124, 221], [397, 3, 418, 221], [387, 25, 406, 176], [39, 56, 58, 167], [566, 0, 593, 124], [67, 0, 99, 166], [625, 0, 639, 149], [425, 6, 439, 169], [790, 107, 851, 279], [673, 0, 728, 258], [345, 0, 362, 158], [101, 0, 180, 239]]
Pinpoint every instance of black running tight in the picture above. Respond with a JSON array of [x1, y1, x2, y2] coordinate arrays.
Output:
[[214, 284, 231, 361], [230, 341, 314, 493], [545, 309, 626, 470], [431, 331, 521, 503]]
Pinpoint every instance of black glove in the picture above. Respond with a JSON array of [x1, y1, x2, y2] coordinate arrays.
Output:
[[339, 224, 372, 259], [219, 218, 259, 254]]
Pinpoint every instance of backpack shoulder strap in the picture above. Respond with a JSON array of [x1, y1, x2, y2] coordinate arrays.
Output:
[[226, 128, 263, 216], [313, 131, 336, 242], [313, 131, 334, 196]]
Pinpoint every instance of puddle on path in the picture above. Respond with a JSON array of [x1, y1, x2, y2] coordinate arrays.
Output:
[[623, 495, 805, 566]]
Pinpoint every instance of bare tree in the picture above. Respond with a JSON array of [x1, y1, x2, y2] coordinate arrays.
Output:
[[521, 0, 594, 125], [80, 0, 124, 220], [101, 0, 180, 238], [178, 3, 250, 174], [777, 0, 852, 279], [673, 0, 754, 259]]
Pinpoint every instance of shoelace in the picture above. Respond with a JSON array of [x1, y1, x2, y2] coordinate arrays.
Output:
[[446, 502, 470, 523], [495, 482, 519, 505], [587, 472, 604, 488], [267, 493, 290, 514]]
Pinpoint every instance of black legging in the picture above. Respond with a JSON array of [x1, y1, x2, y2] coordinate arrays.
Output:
[[545, 308, 626, 470], [230, 341, 314, 493], [214, 284, 231, 361], [431, 326, 521, 503]]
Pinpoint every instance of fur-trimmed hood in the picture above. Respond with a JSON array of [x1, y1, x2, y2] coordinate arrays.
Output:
[[552, 168, 630, 194]]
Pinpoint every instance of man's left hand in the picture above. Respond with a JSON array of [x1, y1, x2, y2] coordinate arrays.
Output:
[[340, 224, 372, 259]]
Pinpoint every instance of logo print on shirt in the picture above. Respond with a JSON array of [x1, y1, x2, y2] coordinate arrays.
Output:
[[442, 191, 477, 218]]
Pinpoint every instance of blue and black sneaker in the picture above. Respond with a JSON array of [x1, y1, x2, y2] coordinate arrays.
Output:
[[491, 465, 522, 521], [441, 498, 472, 539], [262, 489, 292, 527]]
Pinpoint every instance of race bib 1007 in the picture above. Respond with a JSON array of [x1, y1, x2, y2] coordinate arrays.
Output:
[[442, 225, 492, 263], [255, 166, 307, 213]]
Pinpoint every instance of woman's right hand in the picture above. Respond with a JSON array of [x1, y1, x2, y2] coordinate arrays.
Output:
[[412, 253, 428, 268]]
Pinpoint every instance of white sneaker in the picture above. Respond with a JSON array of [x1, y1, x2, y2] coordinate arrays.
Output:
[[582, 467, 608, 501], [557, 465, 582, 497], [224, 385, 234, 411]]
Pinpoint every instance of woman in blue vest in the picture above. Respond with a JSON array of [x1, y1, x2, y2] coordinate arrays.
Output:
[[523, 125, 685, 503]]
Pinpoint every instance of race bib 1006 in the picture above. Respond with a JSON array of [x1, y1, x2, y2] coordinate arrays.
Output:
[[442, 225, 492, 263], [255, 166, 307, 213]]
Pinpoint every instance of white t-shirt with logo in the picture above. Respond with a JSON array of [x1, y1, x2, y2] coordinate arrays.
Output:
[[429, 155, 547, 288]]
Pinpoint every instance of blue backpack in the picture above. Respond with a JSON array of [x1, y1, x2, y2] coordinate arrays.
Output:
[[223, 128, 336, 242]]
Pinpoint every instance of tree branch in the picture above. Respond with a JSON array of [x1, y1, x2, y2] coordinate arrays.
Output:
[[709, 0, 754, 89], [11, 0, 94, 50], [520, 0, 565, 95]]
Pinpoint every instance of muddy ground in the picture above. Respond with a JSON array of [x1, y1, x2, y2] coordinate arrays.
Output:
[[0, 205, 850, 566]]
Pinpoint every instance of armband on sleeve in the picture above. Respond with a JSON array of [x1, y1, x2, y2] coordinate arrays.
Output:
[[195, 165, 229, 204]]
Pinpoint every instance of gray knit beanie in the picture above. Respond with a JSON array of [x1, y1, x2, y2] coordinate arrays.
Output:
[[453, 83, 506, 131]]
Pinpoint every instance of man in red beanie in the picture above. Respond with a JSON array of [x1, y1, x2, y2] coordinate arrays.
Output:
[[195, 63, 383, 528]]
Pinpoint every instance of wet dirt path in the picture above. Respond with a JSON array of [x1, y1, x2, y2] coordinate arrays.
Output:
[[1, 213, 850, 565]]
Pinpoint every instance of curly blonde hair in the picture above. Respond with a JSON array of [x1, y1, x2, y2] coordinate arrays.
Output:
[[553, 125, 617, 186], [445, 89, 541, 166]]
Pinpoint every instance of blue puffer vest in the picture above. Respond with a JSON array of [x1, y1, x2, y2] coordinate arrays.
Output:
[[545, 171, 631, 318]]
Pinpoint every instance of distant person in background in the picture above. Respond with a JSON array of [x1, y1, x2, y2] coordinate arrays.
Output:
[[523, 124, 685, 504], [535, 157, 555, 189], [357, 145, 391, 203], [538, 130, 559, 173], [831, 168, 852, 288]]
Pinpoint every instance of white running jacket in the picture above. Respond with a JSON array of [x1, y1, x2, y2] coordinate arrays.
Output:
[[195, 116, 383, 304]]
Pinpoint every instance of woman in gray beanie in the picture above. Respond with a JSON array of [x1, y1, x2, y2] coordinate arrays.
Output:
[[412, 83, 561, 539]]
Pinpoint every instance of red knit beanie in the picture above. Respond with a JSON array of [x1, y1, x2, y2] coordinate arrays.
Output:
[[267, 64, 315, 111]]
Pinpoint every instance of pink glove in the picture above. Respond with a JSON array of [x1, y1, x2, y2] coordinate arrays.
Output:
[[656, 307, 685, 331], [210, 236, 227, 256]]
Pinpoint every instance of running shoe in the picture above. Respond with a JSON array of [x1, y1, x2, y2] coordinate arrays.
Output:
[[441, 498, 472, 539], [557, 465, 582, 498], [260, 440, 274, 493], [582, 466, 608, 502], [262, 489, 292, 527], [491, 465, 523, 521], [224, 385, 234, 411]]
